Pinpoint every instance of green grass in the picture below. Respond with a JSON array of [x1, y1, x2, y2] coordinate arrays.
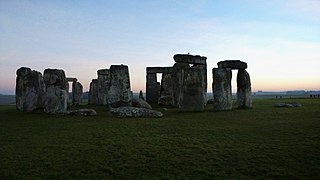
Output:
[[1, 98, 320, 178]]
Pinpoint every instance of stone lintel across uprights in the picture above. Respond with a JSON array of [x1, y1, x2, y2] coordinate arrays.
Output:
[[217, 60, 247, 70], [146, 67, 173, 74], [66, 77, 77, 82], [173, 54, 207, 65]]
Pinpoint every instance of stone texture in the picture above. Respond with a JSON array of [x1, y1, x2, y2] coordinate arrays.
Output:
[[146, 73, 159, 103], [110, 106, 163, 118], [43, 69, 68, 114], [179, 68, 205, 111], [237, 69, 252, 109], [172, 62, 189, 106], [146, 67, 172, 74], [15, 67, 45, 112], [132, 98, 152, 109], [66, 77, 77, 82], [212, 68, 232, 111], [97, 69, 110, 105], [108, 65, 132, 107], [173, 54, 207, 65], [217, 60, 247, 70], [88, 79, 98, 105], [192, 63, 207, 105], [159, 72, 173, 106], [67, 109, 97, 116], [72, 81, 83, 106]]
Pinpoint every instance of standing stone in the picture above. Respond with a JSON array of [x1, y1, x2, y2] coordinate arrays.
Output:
[[179, 68, 204, 111], [108, 65, 132, 107], [212, 68, 232, 111], [172, 62, 189, 106], [97, 69, 110, 105], [15, 67, 45, 112], [73, 81, 83, 106], [146, 73, 159, 103], [158, 72, 173, 106], [43, 69, 68, 114], [139, 90, 144, 100], [192, 63, 207, 105], [237, 69, 252, 109], [88, 79, 98, 105]]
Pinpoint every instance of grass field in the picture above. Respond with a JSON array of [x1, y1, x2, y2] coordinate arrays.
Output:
[[1, 98, 320, 178]]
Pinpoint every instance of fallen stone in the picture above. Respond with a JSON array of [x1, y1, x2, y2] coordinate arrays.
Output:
[[67, 109, 97, 116], [158, 96, 173, 106], [132, 98, 152, 109], [110, 106, 163, 118], [217, 60, 247, 69], [207, 98, 214, 104], [274, 102, 302, 108]]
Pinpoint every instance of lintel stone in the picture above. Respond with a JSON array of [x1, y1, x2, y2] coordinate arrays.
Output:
[[217, 60, 247, 69], [173, 54, 207, 65]]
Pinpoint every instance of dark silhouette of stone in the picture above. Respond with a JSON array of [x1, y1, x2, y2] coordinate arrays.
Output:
[[173, 54, 207, 65], [73, 81, 83, 106], [237, 69, 252, 109], [139, 90, 144, 100], [15, 67, 45, 112], [110, 106, 163, 118], [108, 65, 132, 108], [159, 72, 173, 106], [217, 60, 247, 69], [212, 68, 232, 110], [146, 72, 159, 103], [43, 69, 68, 114], [192, 63, 207, 105], [274, 102, 302, 108], [179, 68, 205, 111], [132, 98, 152, 109], [97, 69, 110, 105], [88, 79, 98, 105]]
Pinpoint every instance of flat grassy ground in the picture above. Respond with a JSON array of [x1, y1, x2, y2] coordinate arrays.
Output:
[[0, 98, 320, 178]]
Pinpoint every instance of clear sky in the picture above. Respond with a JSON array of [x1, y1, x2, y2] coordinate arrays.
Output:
[[1, 0, 319, 94]]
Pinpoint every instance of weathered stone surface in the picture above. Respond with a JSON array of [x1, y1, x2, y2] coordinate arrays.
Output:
[[274, 102, 302, 108], [132, 98, 152, 109], [173, 54, 207, 65], [97, 69, 110, 105], [16, 67, 45, 112], [237, 69, 252, 109], [159, 72, 173, 106], [146, 73, 159, 103], [212, 68, 232, 110], [88, 79, 98, 105], [44, 85, 68, 114], [192, 64, 207, 105], [207, 98, 214, 104], [66, 77, 77, 82], [139, 90, 144, 100], [179, 68, 205, 111], [108, 65, 132, 107], [67, 109, 97, 116], [43, 69, 68, 114], [73, 81, 83, 106], [110, 106, 163, 118], [158, 96, 174, 106], [217, 60, 247, 69], [146, 67, 172, 74], [172, 62, 189, 106]]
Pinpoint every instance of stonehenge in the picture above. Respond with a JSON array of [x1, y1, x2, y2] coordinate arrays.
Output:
[[146, 54, 207, 111], [212, 60, 252, 110], [15, 54, 252, 116]]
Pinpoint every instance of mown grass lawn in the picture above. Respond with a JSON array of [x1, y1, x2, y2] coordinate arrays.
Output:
[[0, 98, 320, 178]]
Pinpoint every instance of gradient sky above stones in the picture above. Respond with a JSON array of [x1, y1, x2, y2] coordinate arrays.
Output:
[[1, 0, 320, 94]]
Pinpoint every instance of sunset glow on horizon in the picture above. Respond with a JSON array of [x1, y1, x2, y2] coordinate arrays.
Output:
[[1, 0, 319, 94]]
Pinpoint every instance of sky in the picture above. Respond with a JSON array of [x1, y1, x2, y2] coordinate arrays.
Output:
[[0, 0, 319, 94]]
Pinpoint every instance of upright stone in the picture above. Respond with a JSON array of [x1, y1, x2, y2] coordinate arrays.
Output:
[[97, 69, 110, 105], [237, 69, 252, 109], [172, 62, 189, 106], [179, 68, 204, 111], [88, 79, 98, 105], [43, 69, 68, 114], [158, 72, 173, 106], [73, 81, 83, 106], [146, 72, 159, 103], [139, 90, 144, 100], [108, 65, 132, 107], [192, 63, 207, 105], [212, 68, 232, 111], [15, 67, 45, 112]]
